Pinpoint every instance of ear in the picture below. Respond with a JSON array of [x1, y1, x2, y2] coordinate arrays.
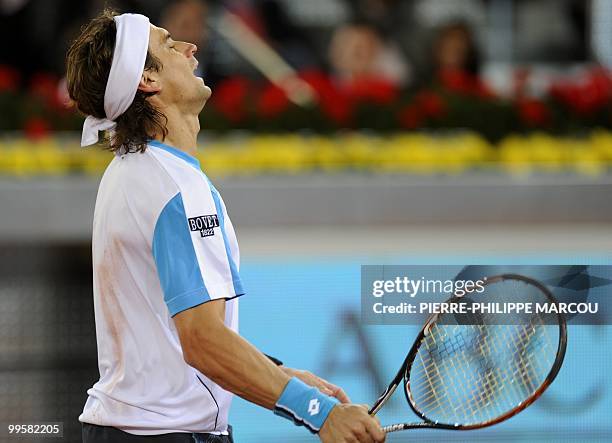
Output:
[[138, 71, 162, 94]]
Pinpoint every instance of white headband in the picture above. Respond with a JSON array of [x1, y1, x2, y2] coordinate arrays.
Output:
[[81, 13, 151, 147]]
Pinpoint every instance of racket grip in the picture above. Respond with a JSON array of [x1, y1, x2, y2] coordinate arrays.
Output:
[[382, 423, 406, 433], [382, 422, 440, 432]]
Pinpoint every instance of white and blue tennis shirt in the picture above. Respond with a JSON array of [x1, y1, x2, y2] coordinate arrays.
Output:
[[79, 140, 244, 435]]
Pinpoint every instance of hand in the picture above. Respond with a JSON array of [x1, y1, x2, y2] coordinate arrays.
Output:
[[281, 367, 350, 403], [319, 404, 385, 443]]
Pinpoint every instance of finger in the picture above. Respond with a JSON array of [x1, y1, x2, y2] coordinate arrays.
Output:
[[370, 414, 381, 426], [320, 386, 334, 396], [297, 371, 316, 386], [317, 377, 336, 391], [352, 424, 372, 443], [364, 418, 386, 443], [314, 377, 352, 403], [330, 385, 351, 403]]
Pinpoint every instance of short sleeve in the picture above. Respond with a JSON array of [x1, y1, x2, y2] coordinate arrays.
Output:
[[152, 191, 245, 317]]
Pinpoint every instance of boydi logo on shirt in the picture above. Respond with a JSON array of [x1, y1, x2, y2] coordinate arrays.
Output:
[[188, 214, 220, 237]]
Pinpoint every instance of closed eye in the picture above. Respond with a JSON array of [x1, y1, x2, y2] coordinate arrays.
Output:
[[167, 37, 179, 52]]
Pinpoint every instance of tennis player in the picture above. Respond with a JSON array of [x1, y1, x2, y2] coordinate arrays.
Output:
[[66, 10, 384, 443]]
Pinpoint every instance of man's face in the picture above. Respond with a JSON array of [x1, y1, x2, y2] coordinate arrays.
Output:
[[146, 25, 212, 111]]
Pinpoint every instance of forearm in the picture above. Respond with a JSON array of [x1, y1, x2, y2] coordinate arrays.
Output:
[[174, 300, 339, 433], [182, 323, 290, 409]]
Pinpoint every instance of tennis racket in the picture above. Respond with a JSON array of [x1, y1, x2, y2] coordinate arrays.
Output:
[[369, 273, 567, 434]]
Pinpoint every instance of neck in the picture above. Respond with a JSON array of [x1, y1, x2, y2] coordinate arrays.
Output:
[[154, 106, 200, 156]]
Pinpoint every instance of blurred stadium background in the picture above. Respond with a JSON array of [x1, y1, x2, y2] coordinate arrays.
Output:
[[1, 0, 612, 442]]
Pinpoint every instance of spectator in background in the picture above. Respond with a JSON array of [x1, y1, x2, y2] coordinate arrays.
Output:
[[328, 21, 410, 86], [159, 0, 208, 78], [432, 21, 480, 77], [428, 21, 490, 96]]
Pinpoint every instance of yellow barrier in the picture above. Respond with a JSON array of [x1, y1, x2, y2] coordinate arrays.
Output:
[[0, 131, 611, 177]]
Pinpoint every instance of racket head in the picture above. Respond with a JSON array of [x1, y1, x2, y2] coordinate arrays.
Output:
[[400, 274, 567, 430]]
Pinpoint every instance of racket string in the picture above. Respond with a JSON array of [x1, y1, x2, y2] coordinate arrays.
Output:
[[413, 326, 504, 422], [413, 325, 490, 421], [407, 300, 558, 426], [414, 327, 551, 422], [421, 327, 492, 415]]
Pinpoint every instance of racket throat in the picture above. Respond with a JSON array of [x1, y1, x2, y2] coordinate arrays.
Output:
[[369, 382, 399, 415]]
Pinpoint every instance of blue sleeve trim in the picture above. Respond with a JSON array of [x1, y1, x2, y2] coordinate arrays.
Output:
[[168, 293, 244, 318], [152, 192, 210, 316], [165, 287, 209, 317], [210, 187, 245, 296], [274, 377, 338, 433]]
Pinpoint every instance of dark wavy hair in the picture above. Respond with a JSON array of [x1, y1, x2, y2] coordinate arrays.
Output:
[[66, 9, 167, 153]]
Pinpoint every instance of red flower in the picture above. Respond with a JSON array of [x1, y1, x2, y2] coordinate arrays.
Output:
[[396, 90, 446, 129], [257, 82, 290, 117], [321, 93, 352, 126], [345, 77, 398, 105], [550, 82, 577, 106], [438, 69, 472, 93], [398, 105, 423, 129], [438, 69, 493, 98], [29, 73, 62, 109], [23, 117, 51, 140], [210, 77, 251, 122], [300, 70, 332, 94], [0, 65, 20, 92], [549, 69, 612, 116], [301, 70, 352, 126], [415, 90, 447, 119], [517, 98, 550, 127]]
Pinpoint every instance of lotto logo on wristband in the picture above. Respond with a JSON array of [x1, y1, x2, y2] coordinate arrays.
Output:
[[275, 377, 338, 433], [308, 399, 320, 416]]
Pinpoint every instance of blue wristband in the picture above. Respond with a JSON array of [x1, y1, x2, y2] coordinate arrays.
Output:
[[274, 377, 339, 433]]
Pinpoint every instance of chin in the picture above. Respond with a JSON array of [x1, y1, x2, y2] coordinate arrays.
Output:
[[194, 76, 212, 99], [194, 85, 212, 112], [201, 83, 212, 100]]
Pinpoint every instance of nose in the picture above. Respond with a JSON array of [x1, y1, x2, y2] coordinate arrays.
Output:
[[186, 43, 197, 57]]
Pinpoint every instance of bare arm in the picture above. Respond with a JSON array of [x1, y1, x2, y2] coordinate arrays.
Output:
[[174, 298, 385, 442], [174, 299, 290, 409]]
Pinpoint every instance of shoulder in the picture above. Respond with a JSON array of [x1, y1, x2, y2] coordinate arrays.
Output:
[[95, 149, 182, 226], [146, 145, 214, 198], [113, 149, 180, 197]]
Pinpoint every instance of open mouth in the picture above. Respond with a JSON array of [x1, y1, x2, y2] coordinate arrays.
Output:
[[192, 59, 204, 82]]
